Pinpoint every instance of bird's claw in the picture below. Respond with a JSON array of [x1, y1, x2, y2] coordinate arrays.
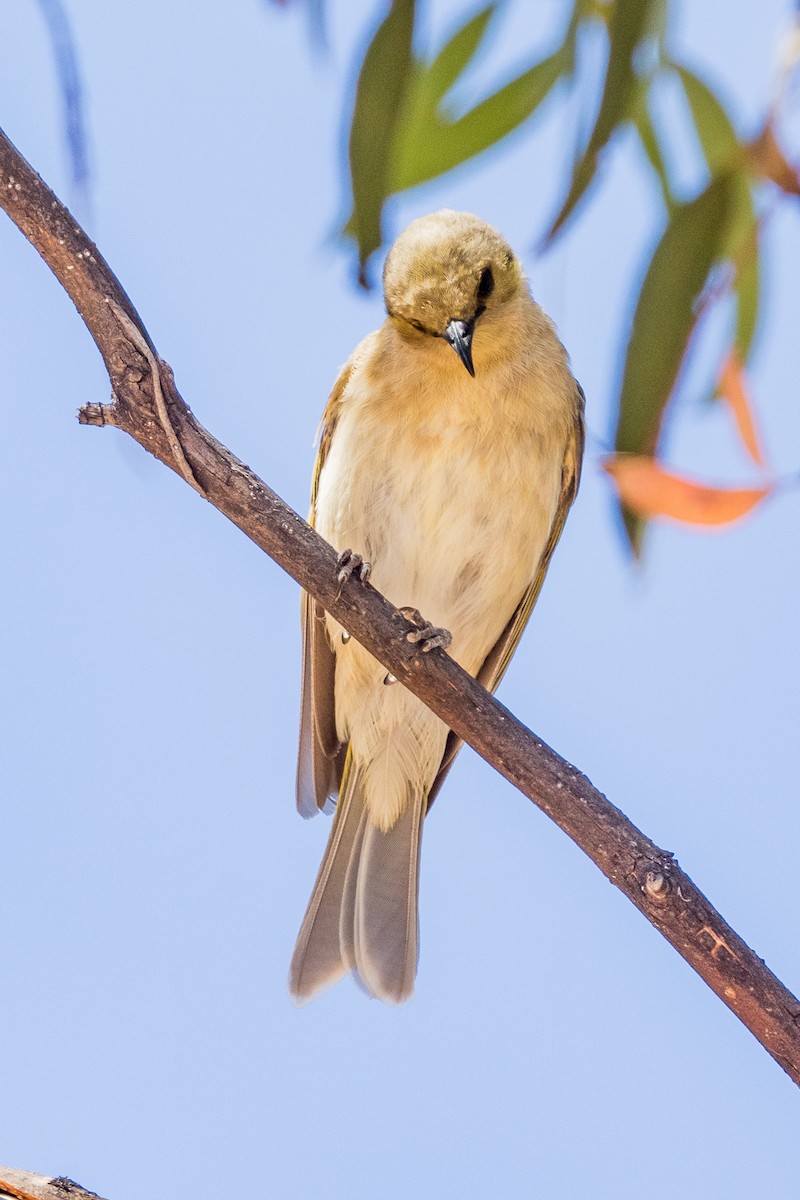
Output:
[[398, 606, 452, 653], [336, 549, 371, 586]]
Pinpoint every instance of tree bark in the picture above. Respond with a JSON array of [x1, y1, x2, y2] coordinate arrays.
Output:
[[0, 1168, 108, 1200], [1, 125, 799, 1086]]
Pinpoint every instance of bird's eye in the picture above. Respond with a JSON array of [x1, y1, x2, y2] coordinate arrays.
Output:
[[477, 266, 494, 301]]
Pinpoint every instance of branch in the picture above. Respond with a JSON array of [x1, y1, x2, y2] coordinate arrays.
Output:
[[0, 1168, 108, 1200], [1, 125, 799, 1084]]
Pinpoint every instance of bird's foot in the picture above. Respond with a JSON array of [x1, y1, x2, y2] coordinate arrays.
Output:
[[398, 606, 452, 653], [336, 549, 371, 586]]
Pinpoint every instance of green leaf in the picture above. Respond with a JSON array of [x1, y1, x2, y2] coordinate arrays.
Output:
[[345, 2, 571, 274], [614, 173, 736, 550], [642, 0, 669, 48], [709, 176, 760, 384], [734, 231, 760, 359], [562, 0, 598, 73], [389, 4, 498, 192], [671, 57, 761, 359], [693, 176, 760, 408], [391, 45, 567, 192], [631, 81, 676, 212], [547, 0, 661, 241], [348, 0, 416, 281], [725, 175, 760, 360], [671, 62, 741, 177], [422, 3, 496, 106]]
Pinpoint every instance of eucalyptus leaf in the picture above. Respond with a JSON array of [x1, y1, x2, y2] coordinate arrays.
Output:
[[631, 81, 676, 212], [547, 0, 660, 241], [346, 2, 572, 275], [390, 4, 498, 190], [705, 176, 760, 395], [422, 3, 496, 106], [391, 44, 568, 194], [672, 61, 741, 176], [348, 0, 416, 280], [670, 72, 760, 371], [642, 0, 669, 47], [614, 173, 736, 550], [724, 174, 760, 360], [734, 230, 760, 359]]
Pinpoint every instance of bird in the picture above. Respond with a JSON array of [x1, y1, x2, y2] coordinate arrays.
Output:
[[290, 209, 584, 1005]]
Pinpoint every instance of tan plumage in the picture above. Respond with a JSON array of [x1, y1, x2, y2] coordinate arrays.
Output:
[[291, 210, 584, 1004]]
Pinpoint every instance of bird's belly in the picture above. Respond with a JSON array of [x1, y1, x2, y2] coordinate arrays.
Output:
[[315, 402, 563, 675]]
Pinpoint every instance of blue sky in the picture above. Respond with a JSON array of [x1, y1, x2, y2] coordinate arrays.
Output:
[[1, 2, 799, 1198]]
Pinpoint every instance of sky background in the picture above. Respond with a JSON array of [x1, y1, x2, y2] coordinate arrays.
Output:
[[1, 2, 799, 1198]]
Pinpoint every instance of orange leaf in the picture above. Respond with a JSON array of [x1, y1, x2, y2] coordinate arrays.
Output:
[[746, 122, 800, 196], [717, 350, 767, 468], [602, 455, 771, 526]]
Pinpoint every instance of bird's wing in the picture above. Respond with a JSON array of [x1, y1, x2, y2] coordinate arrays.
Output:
[[427, 382, 586, 807], [296, 355, 358, 817]]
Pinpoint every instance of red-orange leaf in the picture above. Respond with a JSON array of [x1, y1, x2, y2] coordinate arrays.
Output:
[[747, 122, 800, 196], [717, 351, 767, 468], [602, 455, 771, 526]]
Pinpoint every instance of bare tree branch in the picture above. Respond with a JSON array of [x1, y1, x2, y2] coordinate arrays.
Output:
[[1, 125, 799, 1087]]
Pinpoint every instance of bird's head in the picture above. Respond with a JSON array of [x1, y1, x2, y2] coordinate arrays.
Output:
[[382, 210, 524, 377]]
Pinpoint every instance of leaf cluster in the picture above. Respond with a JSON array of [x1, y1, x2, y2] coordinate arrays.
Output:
[[341, 0, 799, 551]]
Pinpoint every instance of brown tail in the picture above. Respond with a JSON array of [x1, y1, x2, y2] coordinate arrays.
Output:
[[289, 754, 424, 1005]]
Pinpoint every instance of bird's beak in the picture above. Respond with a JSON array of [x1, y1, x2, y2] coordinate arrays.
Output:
[[444, 317, 476, 377]]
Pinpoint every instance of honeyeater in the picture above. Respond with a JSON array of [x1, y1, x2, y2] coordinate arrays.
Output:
[[291, 210, 584, 1004]]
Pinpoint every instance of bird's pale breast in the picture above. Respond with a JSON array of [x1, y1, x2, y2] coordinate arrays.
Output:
[[314, 334, 567, 677]]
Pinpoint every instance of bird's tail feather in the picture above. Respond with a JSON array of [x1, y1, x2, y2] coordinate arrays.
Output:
[[289, 750, 363, 1002], [352, 796, 423, 1003], [289, 753, 424, 1005], [339, 800, 368, 973]]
